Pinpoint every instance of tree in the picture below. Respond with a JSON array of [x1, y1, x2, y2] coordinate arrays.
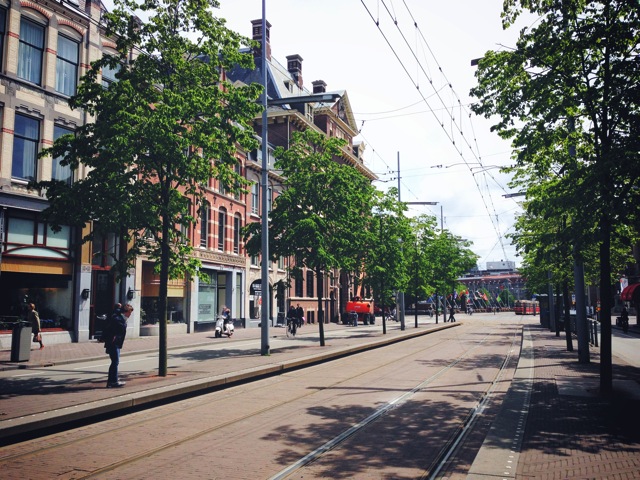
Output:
[[361, 189, 413, 333], [244, 129, 376, 346], [407, 215, 438, 327], [37, 0, 262, 376], [425, 230, 478, 322], [470, 0, 640, 392]]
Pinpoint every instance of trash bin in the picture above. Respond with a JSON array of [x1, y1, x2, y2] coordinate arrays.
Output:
[[11, 322, 32, 362]]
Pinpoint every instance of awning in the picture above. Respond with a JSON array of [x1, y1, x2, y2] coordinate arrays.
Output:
[[620, 283, 640, 301]]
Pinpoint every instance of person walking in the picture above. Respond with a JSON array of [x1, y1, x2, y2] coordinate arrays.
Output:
[[104, 303, 133, 388], [27, 303, 44, 349], [621, 306, 629, 334], [448, 306, 456, 323], [296, 304, 304, 328]]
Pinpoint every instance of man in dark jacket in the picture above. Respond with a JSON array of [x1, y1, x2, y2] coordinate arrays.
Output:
[[104, 303, 133, 388]]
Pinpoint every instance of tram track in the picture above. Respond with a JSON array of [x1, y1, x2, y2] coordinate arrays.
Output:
[[0, 334, 453, 469], [0, 320, 525, 479], [270, 323, 523, 479]]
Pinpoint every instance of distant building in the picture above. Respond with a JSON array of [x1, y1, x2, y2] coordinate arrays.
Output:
[[486, 260, 516, 271]]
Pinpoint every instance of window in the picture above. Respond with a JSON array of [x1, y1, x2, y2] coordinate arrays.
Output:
[[251, 183, 259, 214], [278, 256, 284, 270], [101, 54, 121, 88], [6, 216, 71, 258], [17, 18, 44, 85], [56, 34, 79, 96], [295, 274, 303, 297], [251, 254, 259, 266], [234, 164, 242, 200], [218, 179, 226, 195], [0, 8, 7, 68], [233, 214, 241, 254], [306, 271, 314, 297], [53, 125, 73, 183], [267, 186, 273, 213], [12, 114, 40, 181], [217, 208, 226, 251], [200, 206, 208, 248]]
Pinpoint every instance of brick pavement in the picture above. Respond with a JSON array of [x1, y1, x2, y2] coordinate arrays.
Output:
[[515, 324, 640, 480], [2, 316, 640, 479]]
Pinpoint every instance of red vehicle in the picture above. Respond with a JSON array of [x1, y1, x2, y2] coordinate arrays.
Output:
[[515, 300, 539, 315], [344, 298, 375, 325]]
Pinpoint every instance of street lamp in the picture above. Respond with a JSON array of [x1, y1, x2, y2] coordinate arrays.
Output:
[[259, 0, 340, 354]]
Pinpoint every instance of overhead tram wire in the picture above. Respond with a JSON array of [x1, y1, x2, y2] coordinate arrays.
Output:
[[360, 0, 511, 260]]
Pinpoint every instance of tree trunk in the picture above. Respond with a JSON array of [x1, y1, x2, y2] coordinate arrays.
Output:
[[599, 214, 613, 393], [158, 216, 170, 377], [562, 280, 573, 352]]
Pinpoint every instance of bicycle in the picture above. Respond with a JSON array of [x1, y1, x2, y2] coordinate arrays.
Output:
[[286, 317, 297, 337]]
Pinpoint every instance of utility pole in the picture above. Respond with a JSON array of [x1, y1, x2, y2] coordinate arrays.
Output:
[[397, 152, 405, 330], [259, 1, 270, 356]]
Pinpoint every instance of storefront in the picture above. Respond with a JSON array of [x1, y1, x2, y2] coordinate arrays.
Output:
[[0, 196, 75, 342]]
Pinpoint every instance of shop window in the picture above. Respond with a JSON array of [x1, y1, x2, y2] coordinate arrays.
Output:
[[17, 17, 44, 85], [12, 114, 40, 181], [5, 216, 71, 257]]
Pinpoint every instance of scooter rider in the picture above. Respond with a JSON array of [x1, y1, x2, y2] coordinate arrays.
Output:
[[221, 306, 233, 336]]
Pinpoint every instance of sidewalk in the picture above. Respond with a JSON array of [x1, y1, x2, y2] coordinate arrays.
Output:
[[466, 321, 640, 480]]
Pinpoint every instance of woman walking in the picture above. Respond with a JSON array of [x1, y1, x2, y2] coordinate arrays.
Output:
[[27, 303, 44, 349]]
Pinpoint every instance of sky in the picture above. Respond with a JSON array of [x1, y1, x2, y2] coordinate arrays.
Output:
[[215, 0, 531, 269], [105, 0, 533, 269]]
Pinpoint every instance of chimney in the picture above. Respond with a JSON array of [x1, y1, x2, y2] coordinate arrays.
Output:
[[286, 54, 303, 89], [312, 80, 327, 94], [251, 19, 271, 62]]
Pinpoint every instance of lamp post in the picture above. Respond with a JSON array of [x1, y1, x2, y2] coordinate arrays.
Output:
[[259, 2, 269, 355], [259, 0, 340, 354]]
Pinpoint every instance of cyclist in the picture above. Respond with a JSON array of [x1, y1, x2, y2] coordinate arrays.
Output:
[[287, 316, 297, 337]]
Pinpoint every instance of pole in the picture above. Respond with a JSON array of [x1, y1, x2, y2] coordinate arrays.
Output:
[[397, 152, 405, 330], [260, 1, 270, 356]]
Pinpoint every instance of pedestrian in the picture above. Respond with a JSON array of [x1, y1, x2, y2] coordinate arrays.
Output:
[[621, 306, 629, 334], [27, 303, 44, 349], [296, 303, 304, 328], [104, 303, 133, 388], [448, 306, 456, 323]]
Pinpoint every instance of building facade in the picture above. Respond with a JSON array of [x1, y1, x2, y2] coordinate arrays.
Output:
[[0, 7, 378, 347], [227, 19, 377, 326], [0, 0, 141, 348]]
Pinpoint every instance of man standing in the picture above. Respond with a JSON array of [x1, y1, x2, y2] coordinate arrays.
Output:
[[448, 305, 456, 323], [104, 303, 133, 388]]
